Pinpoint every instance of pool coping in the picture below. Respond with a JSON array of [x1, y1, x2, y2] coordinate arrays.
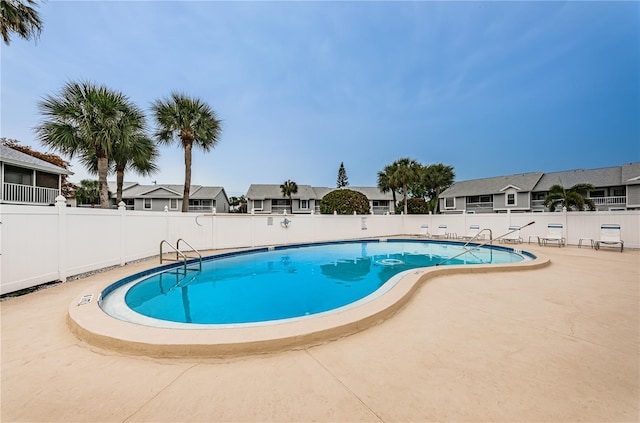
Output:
[[67, 243, 550, 358]]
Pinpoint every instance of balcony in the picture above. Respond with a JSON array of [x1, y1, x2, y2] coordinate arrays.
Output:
[[590, 196, 626, 206], [466, 202, 493, 210], [372, 206, 391, 215], [1, 182, 59, 205], [188, 205, 215, 212], [532, 197, 627, 209]]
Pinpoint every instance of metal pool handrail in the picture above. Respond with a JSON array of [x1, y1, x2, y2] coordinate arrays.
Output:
[[159, 240, 188, 273], [177, 238, 202, 271], [435, 221, 535, 267]]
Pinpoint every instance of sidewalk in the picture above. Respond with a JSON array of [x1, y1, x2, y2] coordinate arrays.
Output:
[[2, 244, 638, 422]]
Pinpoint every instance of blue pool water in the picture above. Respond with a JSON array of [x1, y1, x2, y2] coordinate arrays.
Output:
[[104, 240, 532, 326]]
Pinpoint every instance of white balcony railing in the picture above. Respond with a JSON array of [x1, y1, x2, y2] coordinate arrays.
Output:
[[466, 202, 494, 209], [188, 205, 215, 212], [2, 182, 59, 204], [590, 196, 626, 206], [372, 206, 390, 215], [532, 197, 627, 208]]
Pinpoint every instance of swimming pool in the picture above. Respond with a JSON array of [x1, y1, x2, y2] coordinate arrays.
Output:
[[100, 240, 533, 327]]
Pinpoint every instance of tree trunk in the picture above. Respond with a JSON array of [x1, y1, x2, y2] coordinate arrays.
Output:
[[182, 141, 193, 212], [116, 165, 125, 205], [435, 187, 441, 214], [403, 183, 408, 215], [392, 190, 397, 212], [97, 156, 110, 209]]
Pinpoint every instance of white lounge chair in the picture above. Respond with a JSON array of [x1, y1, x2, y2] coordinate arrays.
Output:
[[459, 225, 483, 241], [419, 224, 430, 237], [595, 224, 624, 252], [501, 226, 522, 244], [431, 224, 448, 239], [538, 223, 566, 247]]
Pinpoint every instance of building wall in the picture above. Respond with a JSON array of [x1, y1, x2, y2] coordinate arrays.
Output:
[[626, 185, 640, 209]]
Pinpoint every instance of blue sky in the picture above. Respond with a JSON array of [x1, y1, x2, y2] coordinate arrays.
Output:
[[2, 1, 639, 196]]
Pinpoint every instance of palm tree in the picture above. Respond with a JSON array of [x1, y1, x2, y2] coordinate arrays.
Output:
[[377, 164, 398, 210], [1, 0, 43, 45], [390, 158, 421, 215], [36, 81, 144, 209], [544, 183, 596, 211], [280, 180, 298, 214], [422, 163, 455, 213], [80, 136, 158, 205], [74, 179, 100, 207], [152, 93, 222, 212]]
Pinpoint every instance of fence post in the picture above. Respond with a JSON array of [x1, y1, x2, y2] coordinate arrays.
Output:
[[119, 201, 127, 266], [55, 195, 67, 283]]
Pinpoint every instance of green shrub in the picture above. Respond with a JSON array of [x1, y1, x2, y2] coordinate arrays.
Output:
[[320, 189, 370, 215], [394, 197, 429, 214]]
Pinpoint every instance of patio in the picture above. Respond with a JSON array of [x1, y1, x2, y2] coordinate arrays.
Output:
[[1, 244, 638, 422]]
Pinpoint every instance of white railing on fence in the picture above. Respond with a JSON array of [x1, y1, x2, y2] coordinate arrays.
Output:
[[1, 199, 638, 295], [2, 182, 59, 204]]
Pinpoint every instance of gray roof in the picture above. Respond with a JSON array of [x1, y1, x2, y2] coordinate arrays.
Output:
[[621, 163, 640, 186], [246, 184, 394, 201], [107, 182, 225, 200], [0, 144, 72, 175], [441, 172, 544, 197], [246, 184, 317, 200], [533, 163, 640, 191], [440, 163, 640, 197]]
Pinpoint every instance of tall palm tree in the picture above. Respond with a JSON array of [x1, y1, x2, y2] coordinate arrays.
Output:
[[80, 135, 158, 205], [390, 158, 421, 215], [152, 93, 222, 212], [280, 180, 298, 214], [36, 81, 144, 209], [422, 163, 455, 213], [1, 0, 43, 45], [377, 164, 398, 210], [544, 183, 595, 211]]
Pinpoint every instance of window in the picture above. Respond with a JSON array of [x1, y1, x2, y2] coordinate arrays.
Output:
[[169, 198, 178, 210], [35, 171, 59, 189], [372, 200, 388, 207], [272, 199, 289, 206], [4, 165, 33, 185], [589, 190, 605, 198], [445, 197, 455, 209], [143, 198, 152, 210], [253, 200, 263, 210], [466, 195, 492, 204], [507, 193, 516, 206], [299, 199, 309, 209], [613, 188, 625, 196]]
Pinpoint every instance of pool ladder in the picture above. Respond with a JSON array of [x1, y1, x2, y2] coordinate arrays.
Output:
[[159, 238, 202, 273], [435, 222, 535, 266]]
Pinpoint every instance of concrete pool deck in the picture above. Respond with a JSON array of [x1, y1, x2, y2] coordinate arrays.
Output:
[[2, 243, 639, 422]]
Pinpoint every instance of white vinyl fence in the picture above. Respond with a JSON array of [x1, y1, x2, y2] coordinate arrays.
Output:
[[1, 197, 638, 294]]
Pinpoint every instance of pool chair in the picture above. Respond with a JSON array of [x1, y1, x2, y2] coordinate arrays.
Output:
[[595, 224, 624, 252], [538, 223, 566, 247], [459, 225, 483, 241], [431, 224, 449, 239], [419, 224, 430, 237], [501, 226, 522, 244]]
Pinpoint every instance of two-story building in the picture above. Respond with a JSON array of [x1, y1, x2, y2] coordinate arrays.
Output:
[[439, 163, 640, 213], [108, 182, 230, 212], [246, 185, 395, 214], [1, 144, 72, 206]]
